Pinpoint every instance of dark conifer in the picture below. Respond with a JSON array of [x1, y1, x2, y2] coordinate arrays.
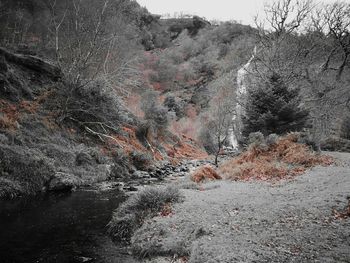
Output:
[[243, 73, 309, 137]]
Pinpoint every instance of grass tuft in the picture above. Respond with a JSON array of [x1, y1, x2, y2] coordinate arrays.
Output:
[[107, 185, 182, 243], [0, 177, 23, 199]]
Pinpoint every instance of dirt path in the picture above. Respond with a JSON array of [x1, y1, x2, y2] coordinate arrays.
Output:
[[131, 152, 350, 262]]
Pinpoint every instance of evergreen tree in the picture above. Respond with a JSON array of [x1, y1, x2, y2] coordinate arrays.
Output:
[[242, 73, 309, 138]]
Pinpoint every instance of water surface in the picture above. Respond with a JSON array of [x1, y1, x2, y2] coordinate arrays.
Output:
[[0, 188, 132, 263]]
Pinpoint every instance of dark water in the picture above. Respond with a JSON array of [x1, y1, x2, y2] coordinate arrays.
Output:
[[0, 189, 127, 263]]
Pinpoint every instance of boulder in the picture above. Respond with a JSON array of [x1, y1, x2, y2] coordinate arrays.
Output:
[[48, 172, 82, 192]]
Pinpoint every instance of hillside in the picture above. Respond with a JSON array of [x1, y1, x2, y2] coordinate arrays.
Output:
[[0, 0, 258, 198], [0, 47, 207, 199], [0, 0, 350, 262], [1, 0, 350, 198]]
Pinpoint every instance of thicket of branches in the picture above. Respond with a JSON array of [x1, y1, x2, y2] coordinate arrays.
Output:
[[242, 0, 350, 143], [0, 0, 146, 87]]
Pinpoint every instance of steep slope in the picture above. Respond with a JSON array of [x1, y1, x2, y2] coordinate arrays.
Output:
[[0, 48, 207, 199], [0, 48, 132, 198]]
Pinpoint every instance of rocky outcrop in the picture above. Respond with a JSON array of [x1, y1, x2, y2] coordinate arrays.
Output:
[[0, 48, 61, 80], [0, 48, 62, 102], [162, 16, 211, 39], [141, 16, 211, 50], [48, 172, 82, 192]]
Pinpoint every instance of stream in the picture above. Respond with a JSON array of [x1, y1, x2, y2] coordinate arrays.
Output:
[[0, 188, 134, 263]]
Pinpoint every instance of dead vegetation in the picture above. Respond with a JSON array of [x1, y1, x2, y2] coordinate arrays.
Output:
[[103, 124, 208, 171], [0, 91, 54, 130], [191, 165, 222, 183], [219, 134, 334, 181], [163, 135, 209, 160], [0, 99, 19, 130], [332, 198, 350, 220]]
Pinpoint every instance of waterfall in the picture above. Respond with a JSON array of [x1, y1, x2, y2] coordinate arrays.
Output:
[[229, 47, 256, 149]]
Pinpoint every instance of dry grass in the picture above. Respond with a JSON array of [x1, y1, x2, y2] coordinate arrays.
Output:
[[105, 125, 207, 169], [159, 202, 174, 217], [333, 199, 350, 220], [191, 165, 222, 183], [108, 185, 182, 242], [108, 126, 148, 155], [0, 92, 53, 130], [124, 93, 144, 118], [0, 100, 19, 130], [0, 114, 18, 130], [219, 134, 334, 181], [163, 135, 208, 161]]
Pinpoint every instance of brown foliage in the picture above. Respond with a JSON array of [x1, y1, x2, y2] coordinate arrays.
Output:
[[0, 100, 19, 130], [333, 199, 350, 220], [109, 126, 148, 155], [102, 123, 207, 166], [159, 203, 173, 217], [0, 91, 53, 130], [191, 165, 222, 183], [219, 134, 334, 181], [18, 100, 39, 114], [163, 135, 208, 160]]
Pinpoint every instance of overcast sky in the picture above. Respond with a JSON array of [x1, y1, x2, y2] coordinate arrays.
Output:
[[136, 0, 341, 25]]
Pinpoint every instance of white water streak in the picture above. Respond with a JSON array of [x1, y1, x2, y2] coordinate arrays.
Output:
[[230, 47, 256, 149]]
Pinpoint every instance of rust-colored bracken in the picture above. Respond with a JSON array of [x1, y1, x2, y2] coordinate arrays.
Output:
[[219, 134, 334, 181], [191, 165, 222, 183]]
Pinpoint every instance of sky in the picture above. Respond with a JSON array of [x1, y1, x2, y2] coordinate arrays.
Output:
[[136, 0, 342, 25]]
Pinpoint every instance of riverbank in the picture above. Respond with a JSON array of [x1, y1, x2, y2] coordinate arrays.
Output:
[[117, 152, 350, 262]]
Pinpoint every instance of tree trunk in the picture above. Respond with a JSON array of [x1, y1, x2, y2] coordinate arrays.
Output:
[[336, 53, 349, 81], [214, 152, 219, 167], [214, 143, 221, 167]]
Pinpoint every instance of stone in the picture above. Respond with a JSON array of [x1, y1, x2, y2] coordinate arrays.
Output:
[[132, 170, 150, 179], [76, 256, 93, 262], [123, 186, 138, 192], [48, 172, 82, 192]]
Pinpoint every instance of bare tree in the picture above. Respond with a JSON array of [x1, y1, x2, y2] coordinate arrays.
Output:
[[263, 0, 313, 36], [323, 2, 350, 80], [0, 2, 31, 47], [47, 0, 67, 67], [252, 0, 314, 85], [47, 0, 111, 85], [201, 75, 235, 166], [251, 0, 350, 141], [46, 0, 142, 89]]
